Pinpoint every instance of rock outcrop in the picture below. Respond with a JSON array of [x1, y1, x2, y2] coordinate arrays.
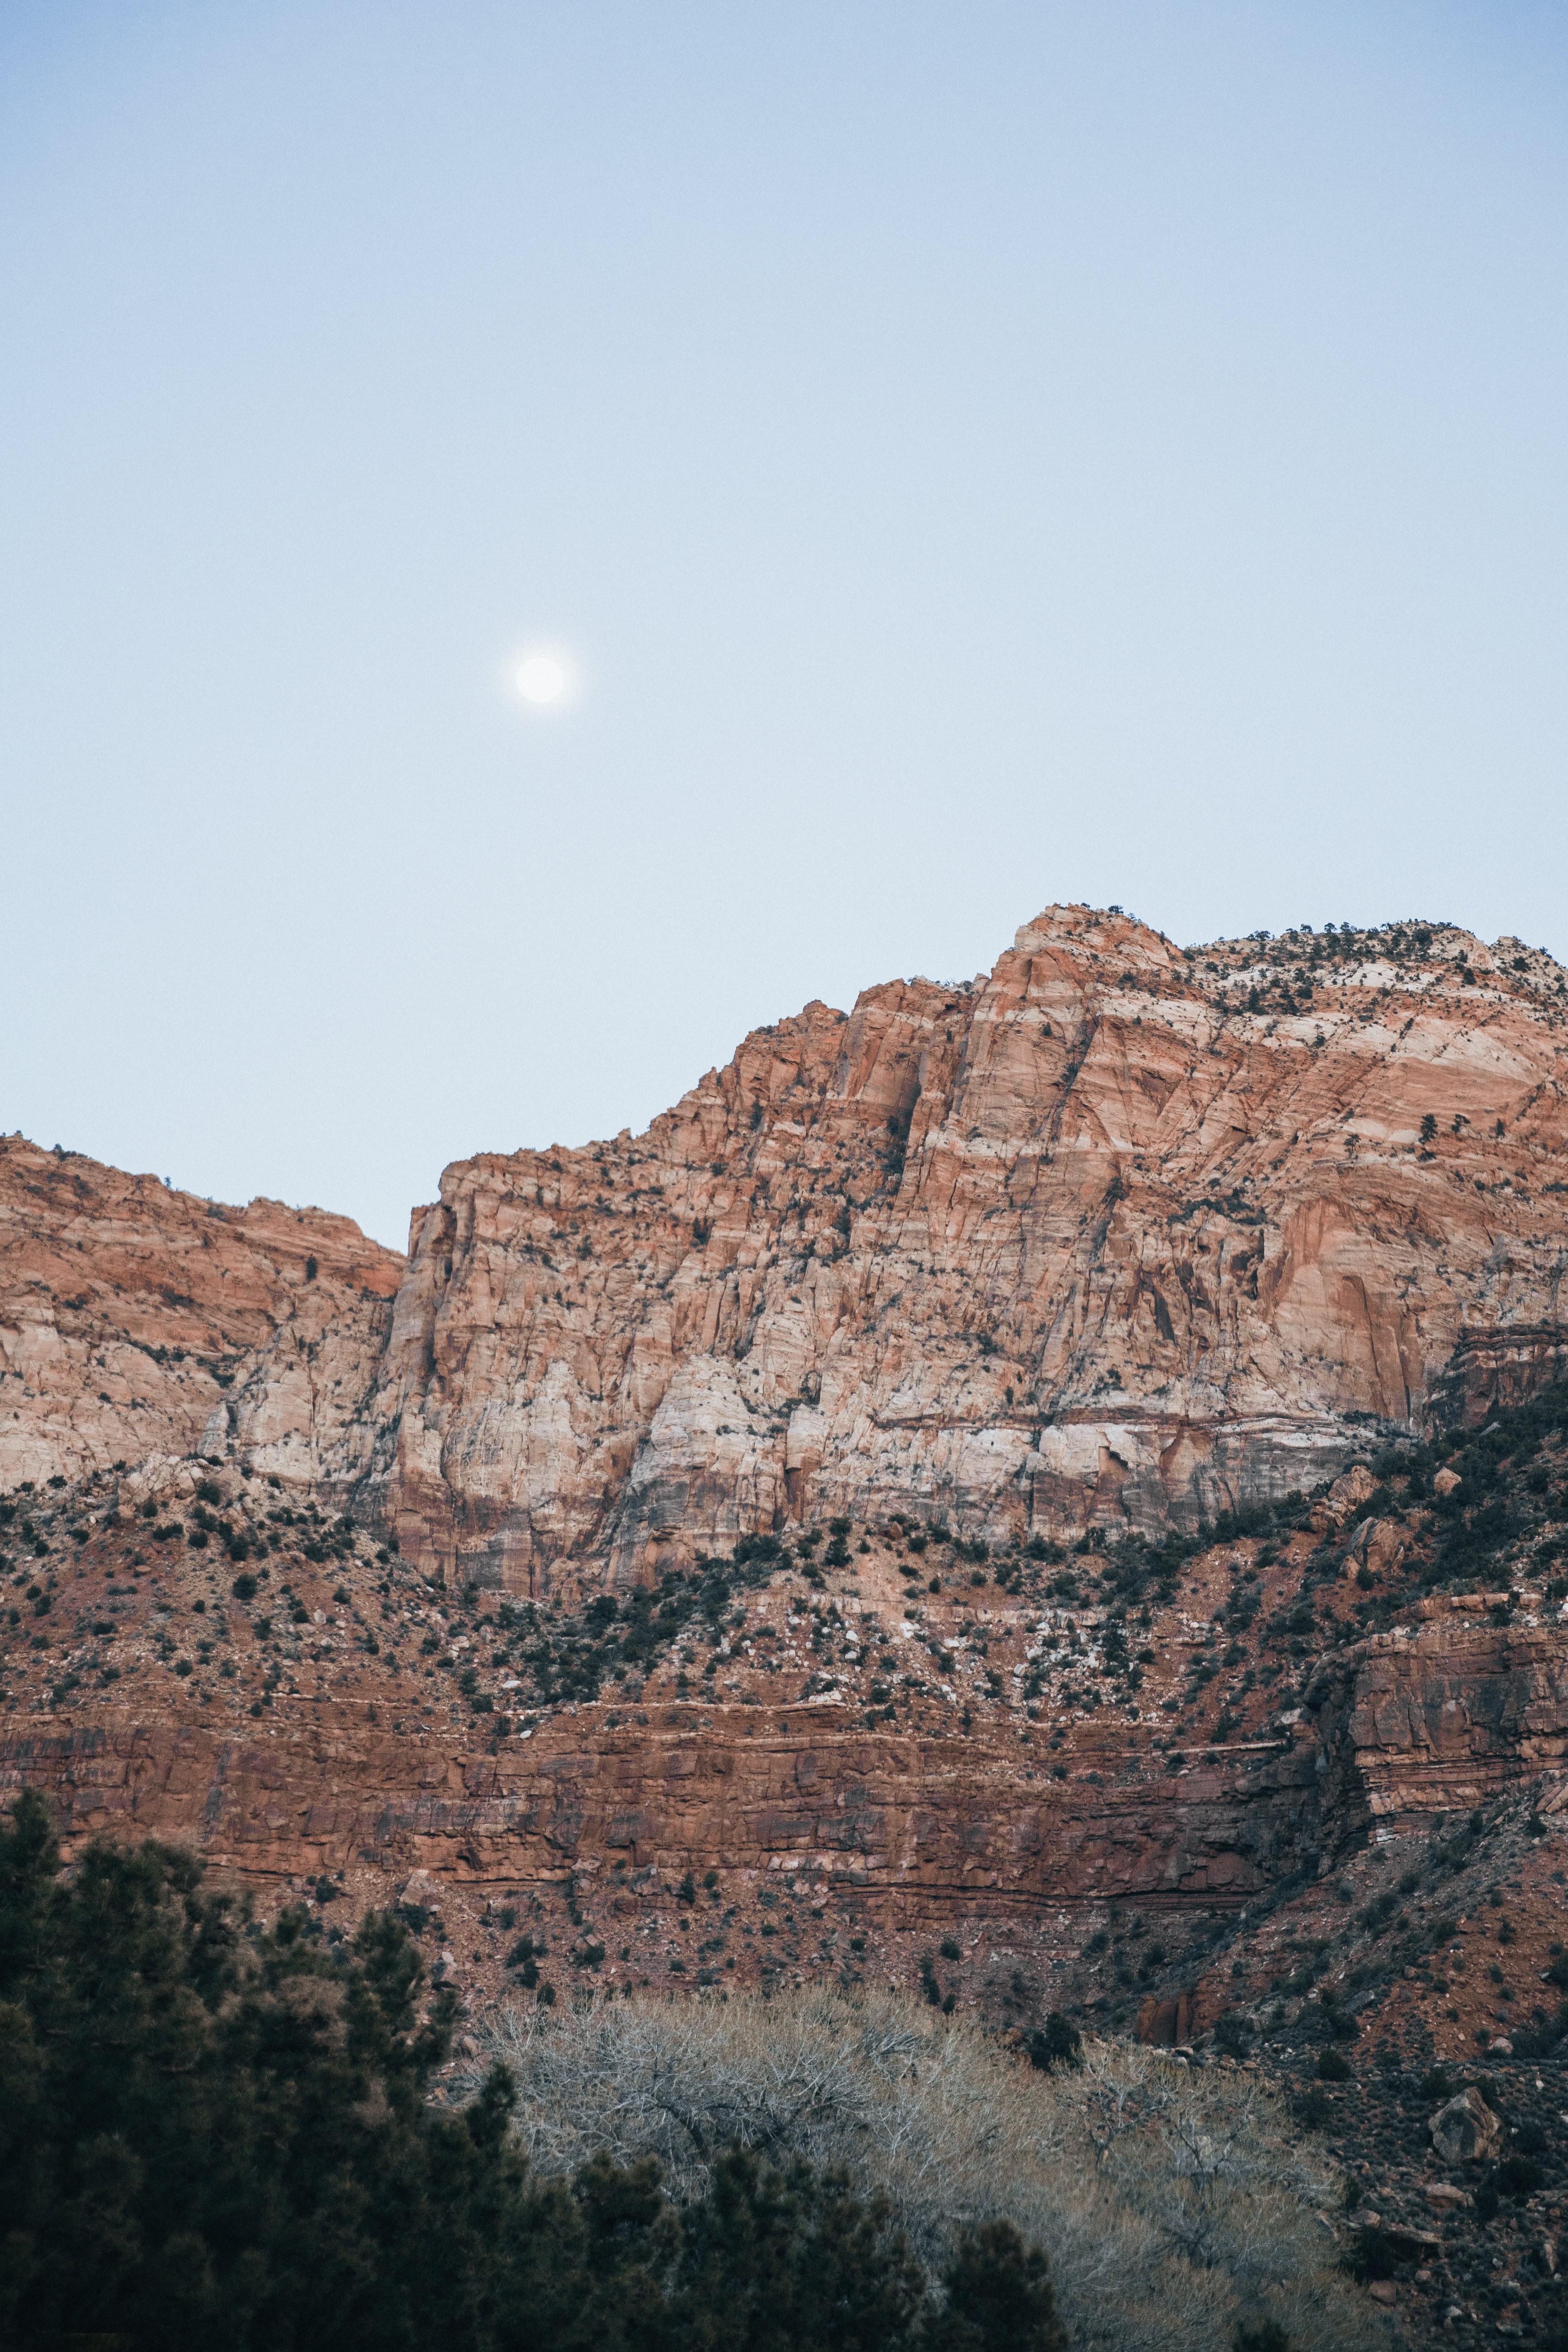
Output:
[[362, 907, 1568, 1590], [6, 905, 1568, 1599], [0, 1135, 402, 1490]]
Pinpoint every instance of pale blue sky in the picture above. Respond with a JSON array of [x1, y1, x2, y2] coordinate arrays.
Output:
[[4, 2, 1566, 1248]]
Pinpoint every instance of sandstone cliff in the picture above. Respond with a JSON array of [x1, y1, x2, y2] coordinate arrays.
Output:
[[362, 907, 1568, 1591], [0, 1135, 402, 1489], [5, 905, 1568, 2352], [6, 909, 1567, 1592]]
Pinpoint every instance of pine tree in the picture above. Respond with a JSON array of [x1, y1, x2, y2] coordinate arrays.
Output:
[[0, 1795, 1064, 2352]]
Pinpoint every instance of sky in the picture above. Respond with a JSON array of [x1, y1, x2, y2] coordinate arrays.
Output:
[[3, 1, 1567, 1251]]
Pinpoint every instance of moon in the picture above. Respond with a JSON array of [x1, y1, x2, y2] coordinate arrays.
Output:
[[516, 652, 567, 705]]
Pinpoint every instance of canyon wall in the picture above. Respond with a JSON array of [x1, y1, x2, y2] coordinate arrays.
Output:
[[364, 907, 1568, 1591], [6, 1608, 1560, 1928], [0, 1135, 402, 1491], [5, 905, 1568, 1594]]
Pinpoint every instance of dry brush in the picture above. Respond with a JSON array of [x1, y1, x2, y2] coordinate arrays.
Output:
[[468, 1989, 1385, 2352]]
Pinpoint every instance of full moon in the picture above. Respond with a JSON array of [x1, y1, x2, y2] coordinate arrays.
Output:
[[516, 653, 567, 704]]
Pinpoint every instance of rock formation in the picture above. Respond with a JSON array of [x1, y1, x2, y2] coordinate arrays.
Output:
[[374, 906, 1568, 1589], [5, 903, 1568, 2352], [0, 1135, 401, 1490], [5, 908, 1568, 1592]]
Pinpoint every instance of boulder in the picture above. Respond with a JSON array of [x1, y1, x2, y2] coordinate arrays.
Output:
[[1384, 2225, 1443, 2261], [1343, 1515, 1408, 1581], [1314, 1465, 1379, 1533], [1428, 2086, 1502, 2166]]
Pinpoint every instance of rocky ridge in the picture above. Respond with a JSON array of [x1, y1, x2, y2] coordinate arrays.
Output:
[[6, 908, 1568, 1589], [369, 905, 1568, 1592], [5, 903, 1568, 2349]]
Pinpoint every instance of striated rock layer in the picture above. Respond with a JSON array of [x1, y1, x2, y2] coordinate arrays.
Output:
[[9, 1619, 1561, 1922], [362, 906, 1568, 1592], [1, 1443, 1564, 2070], [5, 910, 1568, 1588], [0, 1136, 402, 1492]]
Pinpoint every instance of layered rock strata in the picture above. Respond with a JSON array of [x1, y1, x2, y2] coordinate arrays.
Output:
[[0, 1135, 402, 1490], [365, 907, 1568, 1588], [7, 910, 1567, 1589], [11, 1617, 1561, 1920], [2, 1442, 1563, 2001]]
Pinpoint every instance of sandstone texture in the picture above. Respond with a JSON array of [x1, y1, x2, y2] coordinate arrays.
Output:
[[365, 907, 1568, 1592], [7, 911, 1568, 1591], [0, 1135, 403, 1491]]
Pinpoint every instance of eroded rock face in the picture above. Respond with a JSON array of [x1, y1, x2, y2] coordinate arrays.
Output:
[[363, 907, 1568, 1591], [0, 1137, 402, 1491], [6, 907, 1568, 1594], [0, 1704, 1321, 1911], [1340, 1623, 1568, 1814], [2, 1390, 1566, 2090]]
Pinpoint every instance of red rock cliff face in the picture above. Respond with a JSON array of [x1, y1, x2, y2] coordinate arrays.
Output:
[[5, 908, 1567, 1592], [0, 1137, 402, 1490], [363, 908, 1568, 1592]]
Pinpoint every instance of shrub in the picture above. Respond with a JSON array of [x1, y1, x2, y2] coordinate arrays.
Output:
[[475, 1988, 1384, 2352], [1234, 2323, 1293, 2352], [1315, 2051, 1351, 2082], [1496, 2154, 1544, 2200], [1344, 2227, 1397, 2283], [1023, 2015, 1081, 2072], [1314, 1991, 1359, 2044], [0, 1798, 1067, 2352], [1509, 2007, 1568, 2061], [1213, 2011, 1253, 2059]]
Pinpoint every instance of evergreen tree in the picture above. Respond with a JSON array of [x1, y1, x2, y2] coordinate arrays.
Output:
[[0, 1795, 1061, 2352], [928, 2222, 1068, 2352]]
